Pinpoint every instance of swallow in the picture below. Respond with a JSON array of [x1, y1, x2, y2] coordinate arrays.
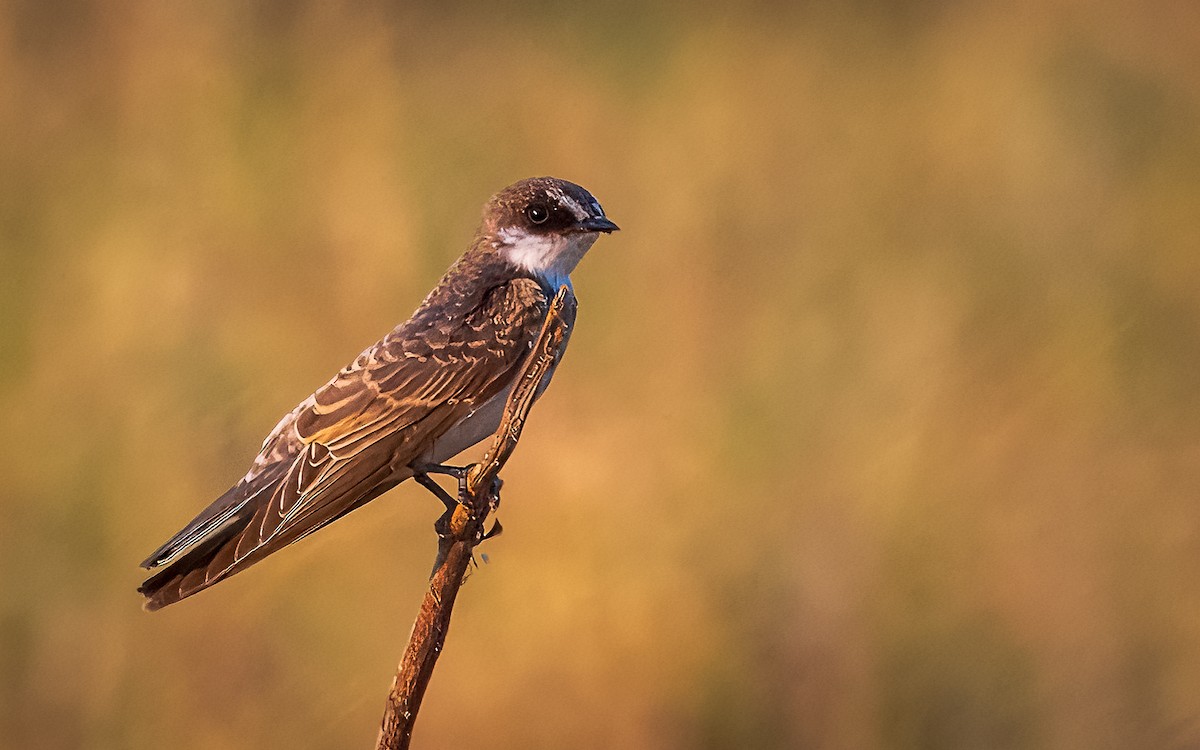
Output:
[[138, 176, 617, 610]]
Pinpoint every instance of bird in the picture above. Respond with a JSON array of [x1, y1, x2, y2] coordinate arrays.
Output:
[[138, 176, 618, 611]]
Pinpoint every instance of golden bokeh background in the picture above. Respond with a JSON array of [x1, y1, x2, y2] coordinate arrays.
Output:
[[3, 1, 1199, 747]]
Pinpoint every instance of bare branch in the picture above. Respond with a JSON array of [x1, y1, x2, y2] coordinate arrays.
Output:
[[375, 286, 577, 750]]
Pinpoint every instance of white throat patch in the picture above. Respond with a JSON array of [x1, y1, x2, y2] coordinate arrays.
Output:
[[497, 227, 598, 291]]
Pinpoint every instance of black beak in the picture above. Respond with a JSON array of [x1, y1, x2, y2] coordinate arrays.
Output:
[[576, 216, 620, 233]]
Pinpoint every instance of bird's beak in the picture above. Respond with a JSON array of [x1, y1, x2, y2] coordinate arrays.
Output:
[[576, 216, 620, 233]]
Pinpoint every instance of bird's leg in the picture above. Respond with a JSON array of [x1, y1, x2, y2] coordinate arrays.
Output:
[[412, 470, 459, 510], [416, 463, 504, 503], [419, 463, 469, 480], [414, 463, 504, 554]]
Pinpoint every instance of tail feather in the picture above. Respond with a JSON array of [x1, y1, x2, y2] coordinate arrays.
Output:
[[138, 466, 404, 611], [139, 471, 285, 570], [138, 517, 249, 611]]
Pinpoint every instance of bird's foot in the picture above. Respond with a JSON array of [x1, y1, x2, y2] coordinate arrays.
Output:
[[421, 463, 476, 503], [416, 463, 503, 507], [416, 463, 504, 549]]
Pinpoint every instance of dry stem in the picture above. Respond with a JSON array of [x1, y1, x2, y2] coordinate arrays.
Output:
[[375, 286, 576, 750]]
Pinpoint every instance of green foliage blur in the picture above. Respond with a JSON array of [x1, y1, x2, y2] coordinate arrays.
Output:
[[2, 1, 1198, 747]]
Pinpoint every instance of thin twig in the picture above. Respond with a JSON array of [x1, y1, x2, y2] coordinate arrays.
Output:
[[375, 286, 577, 750]]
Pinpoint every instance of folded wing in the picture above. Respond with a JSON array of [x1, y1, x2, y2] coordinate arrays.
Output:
[[139, 278, 550, 610]]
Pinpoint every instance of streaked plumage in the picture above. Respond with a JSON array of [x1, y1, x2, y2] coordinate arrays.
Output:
[[139, 177, 617, 611]]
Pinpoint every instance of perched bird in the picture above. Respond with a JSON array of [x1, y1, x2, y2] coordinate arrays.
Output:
[[138, 177, 618, 611]]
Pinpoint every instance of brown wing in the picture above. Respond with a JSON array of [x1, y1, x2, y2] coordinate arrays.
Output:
[[139, 277, 550, 610]]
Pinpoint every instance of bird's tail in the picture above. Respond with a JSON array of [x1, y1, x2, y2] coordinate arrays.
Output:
[[138, 470, 402, 611], [137, 515, 254, 611], [138, 467, 292, 610]]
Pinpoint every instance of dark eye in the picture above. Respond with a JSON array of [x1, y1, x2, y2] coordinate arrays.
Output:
[[526, 204, 549, 224]]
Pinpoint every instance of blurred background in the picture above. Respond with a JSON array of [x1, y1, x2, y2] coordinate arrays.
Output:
[[2, 0, 1199, 747]]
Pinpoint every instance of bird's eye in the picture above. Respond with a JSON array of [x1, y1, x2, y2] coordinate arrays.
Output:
[[526, 204, 549, 225]]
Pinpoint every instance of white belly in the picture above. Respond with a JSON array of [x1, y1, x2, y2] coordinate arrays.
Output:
[[417, 355, 560, 467], [423, 387, 511, 465]]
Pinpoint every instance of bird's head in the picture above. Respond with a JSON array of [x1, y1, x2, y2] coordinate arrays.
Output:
[[482, 177, 618, 288]]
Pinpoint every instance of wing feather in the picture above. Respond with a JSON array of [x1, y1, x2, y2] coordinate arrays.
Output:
[[139, 274, 554, 609]]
